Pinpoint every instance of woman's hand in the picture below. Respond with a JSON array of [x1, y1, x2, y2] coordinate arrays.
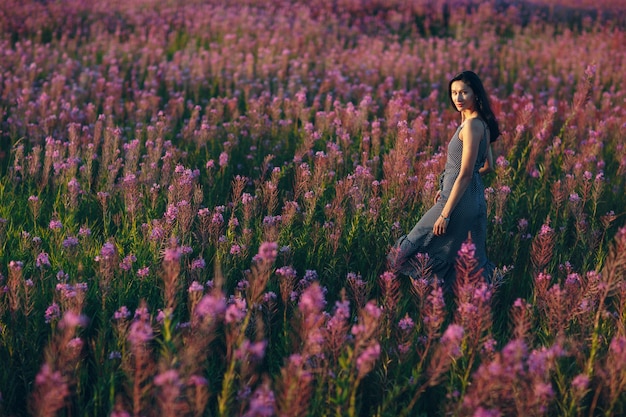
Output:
[[433, 214, 449, 236]]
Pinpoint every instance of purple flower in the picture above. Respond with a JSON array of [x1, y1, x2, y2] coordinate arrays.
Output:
[[164, 204, 178, 223], [263, 292, 277, 303], [36, 252, 51, 268], [212, 212, 224, 224], [109, 351, 122, 360], [191, 257, 206, 270], [517, 218, 528, 231], [150, 225, 165, 241], [398, 315, 415, 332], [62, 236, 79, 248], [119, 254, 136, 271], [99, 242, 116, 259], [137, 266, 150, 278], [113, 306, 131, 321], [45, 303, 61, 323]]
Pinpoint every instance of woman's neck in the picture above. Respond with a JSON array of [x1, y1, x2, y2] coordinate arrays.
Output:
[[461, 109, 479, 122]]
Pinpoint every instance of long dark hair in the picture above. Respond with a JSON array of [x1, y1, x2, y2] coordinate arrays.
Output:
[[448, 70, 500, 142]]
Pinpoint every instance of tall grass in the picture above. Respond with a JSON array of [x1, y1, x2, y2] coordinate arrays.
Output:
[[1, 0, 625, 416]]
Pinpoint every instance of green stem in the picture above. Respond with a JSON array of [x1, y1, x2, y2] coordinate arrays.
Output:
[[217, 310, 252, 417]]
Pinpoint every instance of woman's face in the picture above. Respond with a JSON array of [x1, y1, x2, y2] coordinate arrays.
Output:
[[450, 80, 476, 112]]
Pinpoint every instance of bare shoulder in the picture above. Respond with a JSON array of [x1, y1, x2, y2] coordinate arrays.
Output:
[[460, 118, 485, 142]]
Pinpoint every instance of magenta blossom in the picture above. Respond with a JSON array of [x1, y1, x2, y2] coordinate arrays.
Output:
[[256, 241, 278, 263]]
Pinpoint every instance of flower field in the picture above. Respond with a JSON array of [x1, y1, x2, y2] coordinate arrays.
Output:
[[1, 0, 626, 415]]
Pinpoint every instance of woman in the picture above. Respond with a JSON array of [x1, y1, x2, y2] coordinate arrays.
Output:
[[388, 70, 499, 289]]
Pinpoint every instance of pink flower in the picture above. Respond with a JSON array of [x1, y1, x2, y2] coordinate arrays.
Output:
[[127, 315, 153, 346], [225, 297, 247, 324], [195, 293, 227, 319], [154, 369, 180, 387], [163, 246, 182, 263], [472, 407, 501, 417], [137, 266, 150, 278], [59, 311, 89, 329], [9, 260, 23, 271], [298, 283, 326, 315], [539, 224, 553, 236], [356, 343, 381, 378], [45, 303, 61, 323], [571, 374, 590, 393], [230, 244, 242, 255], [256, 241, 278, 263], [36, 252, 51, 268], [441, 324, 464, 349], [49, 219, 63, 230], [188, 375, 208, 386], [188, 281, 204, 293], [457, 240, 476, 259], [243, 383, 275, 417], [218, 151, 229, 167]]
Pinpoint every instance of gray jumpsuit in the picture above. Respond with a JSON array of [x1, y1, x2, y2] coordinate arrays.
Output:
[[388, 121, 494, 287]]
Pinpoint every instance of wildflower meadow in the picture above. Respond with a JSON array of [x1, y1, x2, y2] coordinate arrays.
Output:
[[1, 0, 626, 416]]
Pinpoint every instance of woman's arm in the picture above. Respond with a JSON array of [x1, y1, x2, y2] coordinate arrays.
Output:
[[479, 144, 493, 175], [433, 119, 483, 236]]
